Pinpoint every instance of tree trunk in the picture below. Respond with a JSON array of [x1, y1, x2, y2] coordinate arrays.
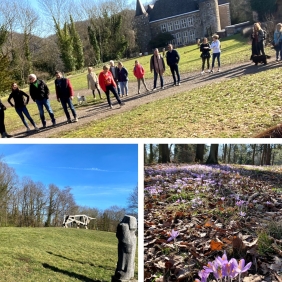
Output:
[[195, 144, 205, 162], [223, 144, 227, 163], [158, 144, 170, 163], [251, 144, 256, 165], [206, 144, 219, 164], [227, 144, 232, 163], [149, 144, 154, 163]]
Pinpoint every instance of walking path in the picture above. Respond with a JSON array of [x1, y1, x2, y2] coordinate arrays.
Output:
[[10, 58, 281, 138]]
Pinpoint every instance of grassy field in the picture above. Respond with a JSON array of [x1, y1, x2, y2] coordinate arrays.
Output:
[[52, 65, 281, 138], [0, 227, 138, 282], [2, 34, 279, 137]]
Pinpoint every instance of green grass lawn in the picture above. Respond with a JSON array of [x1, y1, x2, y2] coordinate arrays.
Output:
[[2, 34, 279, 137], [52, 66, 281, 138], [0, 227, 138, 282]]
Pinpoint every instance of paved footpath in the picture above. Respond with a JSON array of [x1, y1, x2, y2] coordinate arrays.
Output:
[[10, 59, 281, 138]]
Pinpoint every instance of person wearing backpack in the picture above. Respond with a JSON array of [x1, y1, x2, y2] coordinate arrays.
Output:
[[273, 23, 282, 61]]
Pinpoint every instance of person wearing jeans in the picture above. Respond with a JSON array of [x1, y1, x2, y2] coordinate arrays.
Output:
[[117, 62, 129, 97], [166, 44, 181, 86], [55, 71, 78, 124], [150, 48, 165, 90], [8, 82, 39, 132], [210, 34, 221, 73], [99, 65, 125, 109], [29, 73, 56, 128]]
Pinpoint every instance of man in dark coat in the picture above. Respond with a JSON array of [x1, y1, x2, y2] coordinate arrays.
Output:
[[54, 71, 78, 123], [29, 74, 56, 128], [166, 44, 181, 86]]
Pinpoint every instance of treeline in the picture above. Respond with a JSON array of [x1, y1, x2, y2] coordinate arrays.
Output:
[[0, 159, 136, 231], [145, 144, 282, 165], [0, 0, 137, 90]]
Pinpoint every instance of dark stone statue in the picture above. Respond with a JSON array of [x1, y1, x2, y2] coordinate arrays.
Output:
[[112, 215, 137, 282]]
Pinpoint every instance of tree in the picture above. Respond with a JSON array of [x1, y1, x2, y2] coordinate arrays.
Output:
[[250, 0, 277, 21], [127, 186, 138, 217], [195, 144, 205, 163], [149, 32, 174, 49], [206, 144, 219, 164], [158, 144, 170, 163], [69, 15, 84, 69]]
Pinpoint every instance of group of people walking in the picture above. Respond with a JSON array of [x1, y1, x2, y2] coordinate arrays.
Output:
[[1, 71, 78, 137], [3, 26, 274, 137]]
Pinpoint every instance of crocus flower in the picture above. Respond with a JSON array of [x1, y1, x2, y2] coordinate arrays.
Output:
[[195, 269, 210, 282], [167, 229, 179, 242], [222, 258, 238, 278], [235, 259, 252, 274], [239, 211, 246, 217]]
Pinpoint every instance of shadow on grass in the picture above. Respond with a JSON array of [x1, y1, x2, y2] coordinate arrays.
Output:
[[201, 164, 282, 189], [46, 251, 114, 271], [42, 263, 103, 282]]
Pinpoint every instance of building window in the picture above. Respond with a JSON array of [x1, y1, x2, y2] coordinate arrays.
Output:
[[187, 17, 193, 27], [181, 18, 187, 28], [167, 22, 173, 31], [174, 20, 180, 30], [161, 23, 167, 32], [183, 31, 188, 44], [189, 30, 195, 42], [176, 33, 182, 45]]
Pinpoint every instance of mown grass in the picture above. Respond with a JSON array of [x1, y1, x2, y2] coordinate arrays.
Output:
[[51, 66, 281, 138], [2, 34, 278, 137], [0, 227, 138, 282]]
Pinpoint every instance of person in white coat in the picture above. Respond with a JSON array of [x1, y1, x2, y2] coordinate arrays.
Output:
[[210, 34, 221, 73]]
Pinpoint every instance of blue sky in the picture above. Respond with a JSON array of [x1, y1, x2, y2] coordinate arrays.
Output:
[[0, 144, 138, 210]]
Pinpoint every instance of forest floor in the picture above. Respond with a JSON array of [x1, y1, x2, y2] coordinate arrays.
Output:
[[9, 57, 282, 138], [144, 163, 282, 282]]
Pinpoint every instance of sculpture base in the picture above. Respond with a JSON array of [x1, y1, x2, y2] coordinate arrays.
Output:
[[111, 276, 137, 282]]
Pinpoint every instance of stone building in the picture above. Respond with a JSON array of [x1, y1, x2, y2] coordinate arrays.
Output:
[[134, 0, 231, 52]]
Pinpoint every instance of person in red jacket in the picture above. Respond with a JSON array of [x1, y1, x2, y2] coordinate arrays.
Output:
[[133, 60, 149, 94], [98, 65, 125, 109]]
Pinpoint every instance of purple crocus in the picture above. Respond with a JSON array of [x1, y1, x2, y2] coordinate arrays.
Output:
[[195, 269, 210, 282], [167, 229, 179, 242], [235, 259, 252, 274]]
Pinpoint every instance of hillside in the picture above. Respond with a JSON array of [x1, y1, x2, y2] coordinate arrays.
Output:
[[0, 227, 138, 282]]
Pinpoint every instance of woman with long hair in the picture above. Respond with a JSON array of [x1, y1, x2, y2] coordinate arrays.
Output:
[[8, 82, 39, 132]]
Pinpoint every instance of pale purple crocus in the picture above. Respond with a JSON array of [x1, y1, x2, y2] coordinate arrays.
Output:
[[239, 211, 246, 217], [167, 229, 179, 242], [222, 258, 238, 278], [235, 259, 252, 274], [195, 269, 210, 282]]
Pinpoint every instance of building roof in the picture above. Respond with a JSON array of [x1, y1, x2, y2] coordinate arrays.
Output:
[[136, 0, 147, 16], [147, 0, 228, 22]]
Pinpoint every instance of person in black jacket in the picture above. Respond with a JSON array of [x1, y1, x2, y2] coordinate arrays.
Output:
[[166, 44, 180, 86], [28, 73, 56, 128], [8, 82, 39, 132], [0, 100, 12, 138], [200, 37, 211, 74]]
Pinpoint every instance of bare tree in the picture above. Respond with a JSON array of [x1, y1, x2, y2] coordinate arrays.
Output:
[[127, 185, 138, 217]]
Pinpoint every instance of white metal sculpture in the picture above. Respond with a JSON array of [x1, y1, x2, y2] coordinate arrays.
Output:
[[63, 214, 95, 229]]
